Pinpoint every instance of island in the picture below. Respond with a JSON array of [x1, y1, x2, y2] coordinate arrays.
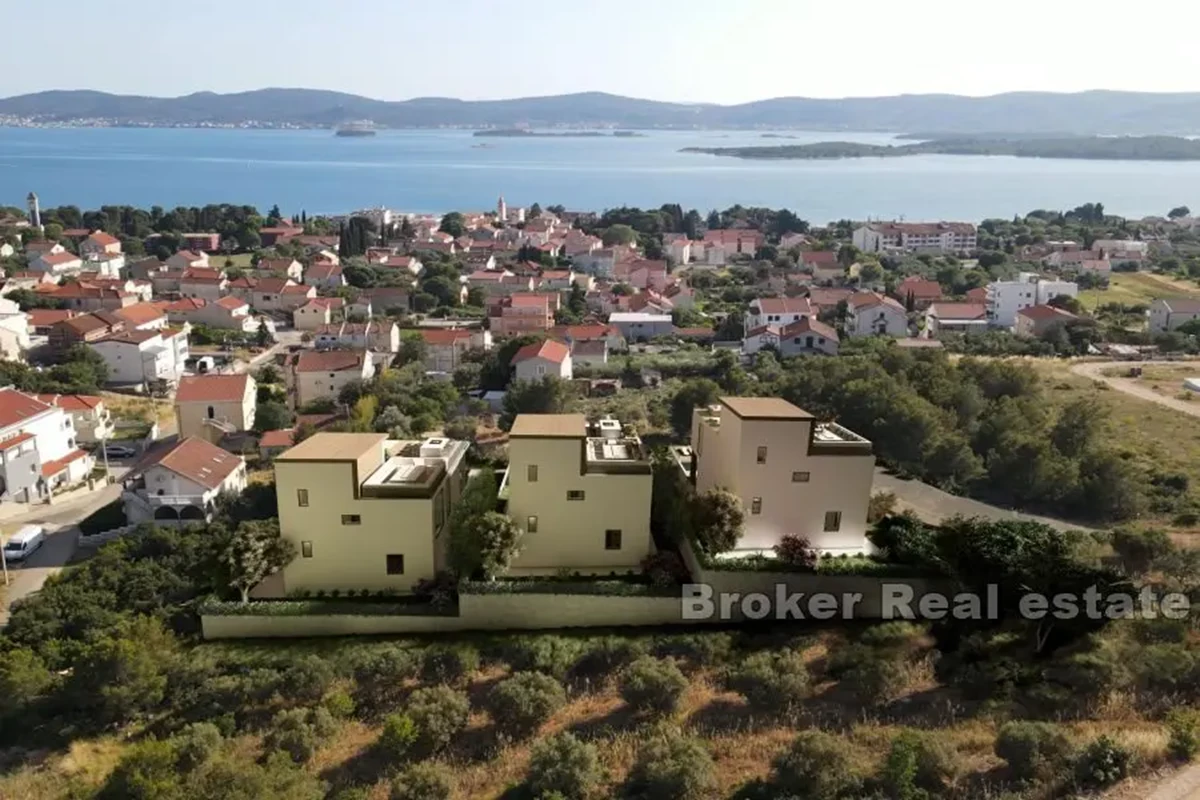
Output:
[[680, 135, 1200, 161], [473, 128, 645, 138]]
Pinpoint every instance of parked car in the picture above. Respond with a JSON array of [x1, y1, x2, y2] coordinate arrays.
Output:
[[103, 444, 137, 459], [3, 525, 45, 563]]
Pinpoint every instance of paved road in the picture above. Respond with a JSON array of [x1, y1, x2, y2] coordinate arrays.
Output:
[[1071, 360, 1200, 419], [874, 469, 1091, 532]]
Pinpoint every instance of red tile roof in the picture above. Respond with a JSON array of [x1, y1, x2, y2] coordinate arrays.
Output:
[[176, 374, 250, 404], [295, 350, 367, 372], [26, 309, 76, 327], [181, 268, 225, 283], [86, 231, 120, 247], [38, 252, 82, 266], [259, 429, 295, 449], [35, 393, 103, 412], [896, 276, 943, 300], [753, 297, 813, 315], [164, 298, 207, 312], [550, 323, 618, 341], [257, 258, 299, 272], [780, 316, 839, 341], [848, 292, 906, 312], [0, 389, 54, 430], [0, 431, 35, 450], [929, 302, 987, 320], [511, 339, 570, 365], [254, 277, 292, 293], [41, 448, 89, 477], [114, 302, 167, 327], [146, 436, 243, 490], [216, 296, 248, 310], [420, 328, 474, 345]]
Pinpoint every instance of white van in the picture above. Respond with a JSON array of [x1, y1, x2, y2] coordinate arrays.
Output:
[[3, 525, 45, 563]]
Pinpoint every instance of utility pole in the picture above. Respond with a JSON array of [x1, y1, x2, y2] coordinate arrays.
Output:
[[1, 530, 8, 587]]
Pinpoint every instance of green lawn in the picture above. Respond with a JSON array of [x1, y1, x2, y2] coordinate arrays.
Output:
[[1078, 271, 1200, 309], [212, 253, 253, 268]]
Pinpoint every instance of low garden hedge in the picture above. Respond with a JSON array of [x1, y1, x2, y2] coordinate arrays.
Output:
[[460, 577, 680, 598], [197, 596, 457, 617]]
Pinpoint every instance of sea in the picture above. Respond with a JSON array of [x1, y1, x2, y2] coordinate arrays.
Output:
[[1, 127, 1198, 222]]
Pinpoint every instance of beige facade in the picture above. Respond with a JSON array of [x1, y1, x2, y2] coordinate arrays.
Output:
[[690, 397, 875, 555], [294, 351, 375, 407], [504, 414, 653, 575], [175, 374, 257, 443], [273, 434, 468, 594]]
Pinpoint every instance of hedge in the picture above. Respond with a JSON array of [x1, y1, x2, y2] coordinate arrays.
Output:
[[460, 578, 680, 598], [688, 537, 933, 578], [196, 596, 458, 617]]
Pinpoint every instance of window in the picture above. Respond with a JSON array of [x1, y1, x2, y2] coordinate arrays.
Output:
[[433, 489, 446, 530], [207, 405, 215, 419], [792, 471, 810, 483], [751, 497, 762, 515], [341, 514, 361, 526], [301, 541, 313, 558], [527, 464, 538, 482], [527, 516, 538, 533], [756, 446, 767, 464], [605, 529, 622, 550], [567, 490, 585, 501], [297, 489, 309, 507], [824, 511, 842, 532], [386, 554, 405, 575]]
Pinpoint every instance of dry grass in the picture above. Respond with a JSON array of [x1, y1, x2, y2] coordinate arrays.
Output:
[[1079, 271, 1200, 309], [100, 392, 173, 425], [0, 736, 125, 800]]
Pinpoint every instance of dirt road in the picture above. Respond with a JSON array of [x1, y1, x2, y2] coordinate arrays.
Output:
[[1070, 360, 1200, 419]]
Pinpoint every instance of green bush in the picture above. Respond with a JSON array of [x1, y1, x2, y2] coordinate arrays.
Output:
[[389, 762, 453, 800], [1168, 708, 1200, 761], [625, 727, 716, 800], [174, 722, 223, 772], [503, 636, 584, 680], [378, 713, 419, 761], [486, 672, 567, 740], [771, 730, 863, 799], [652, 633, 733, 670], [724, 649, 810, 715], [568, 636, 648, 688], [1074, 735, 1131, 789], [619, 657, 688, 715], [407, 686, 470, 754], [526, 732, 603, 799], [841, 655, 909, 707], [282, 655, 336, 705], [353, 646, 419, 711], [420, 644, 480, 686], [995, 721, 1072, 783], [98, 738, 180, 800], [323, 689, 355, 719], [263, 708, 319, 763], [880, 730, 958, 798]]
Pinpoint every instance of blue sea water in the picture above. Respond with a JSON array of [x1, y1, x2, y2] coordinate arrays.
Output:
[[0, 126, 1197, 222]]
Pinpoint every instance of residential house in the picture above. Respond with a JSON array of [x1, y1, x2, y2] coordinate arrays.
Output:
[[380, 256, 423, 275], [503, 415, 653, 574], [924, 302, 988, 337], [49, 311, 126, 351], [1042, 249, 1102, 269], [985, 273, 1078, 328], [315, 320, 399, 353], [47, 282, 134, 313], [572, 247, 621, 277], [418, 328, 492, 373], [258, 224, 303, 247], [1094, 239, 1149, 256], [175, 374, 257, 443], [511, 339, 573, 382], [663, 282, 694, 309], [24, 241, 65, 258], [166, 250, 210, 271], [180, 233, 221, 252], [608, 311, 674, 341], [489, 293, 558, 336], [468, 270, 535, 297], [704, 229, 763, 260], [0, 388, 94, 503], [549, 322, 625, 351], [1149, 298, 1200, 334], [744, 296, 815, 332], [780, 232, 809, 250], [355, 287, 410, 317], [26, 308, 76, 335], [253, 278, 316, 312], [800, 250, 842, 283], [113, 302, 169, 331], [852, 222, 977, 253], [225, 275, 258, 303], [538, 269, 576, 292], [84, 253, 126, 278], [1015, 305, 1079, 338], [270, 433, 468, 593], [258, 429, 295, 459], [0, 298, 30, 361], [743, 317, 839, 357], [615, 259, 670, 291], [80, 231, 122, 259], [92, 327, 189, 387], [1078, 259, 1112, 277], [689, 397, 875, 555], [895, 276, 943, 309], [664, 234, 694, 265], [179, 268, 228, 301], [305, 263, 345, 289], [846, 292, 908, 337], [35, 394, 114, 444], [256, 258, 303, 281], [570, 339, 608, 367], [294, 297, 344, 331], [164, 296, 262, 333], [77, 276, 153, 302], [30, 251, 85, 277], [806, 288, 854, 314], [293, 350, 376, 406], [122, 437, 247, 526], [463, 252, 497, 273], [1, 271, 57, 296]]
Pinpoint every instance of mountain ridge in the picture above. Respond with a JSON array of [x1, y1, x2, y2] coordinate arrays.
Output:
[[4, 88, 1200, 133]]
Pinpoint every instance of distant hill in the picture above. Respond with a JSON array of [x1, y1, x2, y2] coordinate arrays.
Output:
[[5, 88, 1200, 133]]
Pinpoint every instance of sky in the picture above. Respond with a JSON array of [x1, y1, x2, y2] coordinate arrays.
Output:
[[4, 0, 1200, 104]]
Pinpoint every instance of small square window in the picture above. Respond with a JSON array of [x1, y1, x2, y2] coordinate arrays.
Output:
[[386, 554, 405, 575], [341, 514, 361, 526], [527, 464, 538, 482], [301, 541, 313, 558], [605, 529, 622, 550], [297, 488, 309, 507], [567, 490, 585, 501], [527, 515, 538, 533], [751, 497, 762, 515], [792, 471, 810, 483], [756, 446, 767, 464], [824, 511, 842, 532]]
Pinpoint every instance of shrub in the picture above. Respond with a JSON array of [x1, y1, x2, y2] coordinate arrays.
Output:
[[99, 739, 180, 800], [690, 488, 744, 554], [880, 730, 957, 798], [641, 552, 689, 587], [867, 490, 898, 523], [724, 649, 810, 715], [1168, 708, 1200, 761], [282, 656, 336, 705], [378, 713, 419, 761], [407, 686, 470, 754], [263, 708, 319, 763], [527, 732, 602, 799], [857, 621, 927, 652], [174, 722, 223, 772], [389, 762, 453, 800], [568, 636, 648, 688], [652, 633, 733, 670], [772, 730, 863, 799], [323, 689, 355, 719], [486, 672, 566, 740], [353, 646, 419, 710], [503, 636, 583, 680], [307, 706, 337, 738], [619, 657, 688, 715], [995, 721, 1072, 783], [1075, 735, 1131, 789], [773, 535, 818, 569], [625, 727, 716, 800], [841, 655, 909, 707], [420, 644, 480, 686]]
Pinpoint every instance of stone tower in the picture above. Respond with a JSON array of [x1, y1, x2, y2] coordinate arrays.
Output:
[[497, 195, 507, 223], [27, 192, 41, 230]]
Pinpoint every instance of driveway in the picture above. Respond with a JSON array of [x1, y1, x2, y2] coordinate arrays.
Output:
[[1070, 360, 1200, 419], [874, 469, 1091, 532]]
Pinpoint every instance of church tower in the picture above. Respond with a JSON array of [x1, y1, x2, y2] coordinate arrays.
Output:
[[497, 195, 507, 223], [27, 191, 41, 231]]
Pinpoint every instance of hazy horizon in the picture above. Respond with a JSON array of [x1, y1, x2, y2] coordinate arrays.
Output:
[[4, 0, 1200, 105]]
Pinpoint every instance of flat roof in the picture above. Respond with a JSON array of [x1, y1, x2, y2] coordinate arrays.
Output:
[[276, 432, 387, 462], [509, 414, 586, 438], [720, 396, 814, 421]]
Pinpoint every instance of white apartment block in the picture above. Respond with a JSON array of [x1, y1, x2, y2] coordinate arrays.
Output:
[[0, 388, 95, 503], [985, 272, 1079, 328], [686, 397, 875, 556], [852, 221, 977, 254], [91, 328, 189, 387], [1149, 298, 1200, 334]]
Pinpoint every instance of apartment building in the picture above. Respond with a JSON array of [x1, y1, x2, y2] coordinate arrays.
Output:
[[175, 374, 257, 443], [419, 328, 492, 373], [35, 394, 114, 443], [92, 328, 189, 387], [608, 311, 673, 341], [0, 388, 95, 503], [744, 296, 815, 332], [1149, 298, 1200, 334], [985, 273, 1078, 328], [123, 436, 247, 525], [504, 415, 653, 575], [272, 433, 469, 593], [489, 293, 558, 336], [687, 397, 875, 556], [852, 221, 977, 253], [293, 350, 375, 406]]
